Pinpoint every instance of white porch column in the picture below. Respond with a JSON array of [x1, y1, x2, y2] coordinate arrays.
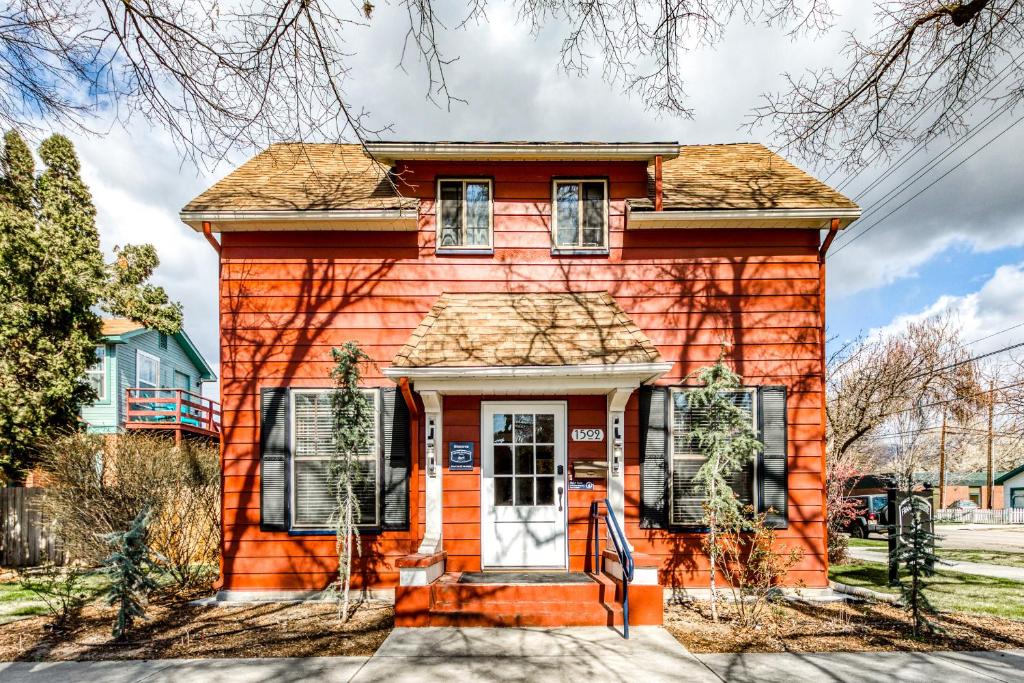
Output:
[[417, 390, 444, 555], [606, 387, 633, 531]]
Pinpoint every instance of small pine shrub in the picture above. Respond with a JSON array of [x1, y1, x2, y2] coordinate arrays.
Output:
[[897, 495, 942, 636], [102, 507, 160, 639]]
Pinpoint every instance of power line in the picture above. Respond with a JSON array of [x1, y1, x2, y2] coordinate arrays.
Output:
[[871, 379, 1024, 421], [834, 55, 1022, 197], [904, 340, 1024, 382], [962, 321, 1024, 348], [828, 111, 1024, 259]]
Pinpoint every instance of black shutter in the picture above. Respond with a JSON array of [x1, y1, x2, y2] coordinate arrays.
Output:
[[380, 387, 411, 530], [758, 386, 788, 529], [260, 387, 290, 531], [639, 386, 669, 529]]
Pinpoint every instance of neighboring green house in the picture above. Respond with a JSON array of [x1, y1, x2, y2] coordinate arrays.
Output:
[[82, 318, 218, 437]]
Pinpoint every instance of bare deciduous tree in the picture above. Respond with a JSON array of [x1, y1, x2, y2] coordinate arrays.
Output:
[[2, 1, 1018, 167]]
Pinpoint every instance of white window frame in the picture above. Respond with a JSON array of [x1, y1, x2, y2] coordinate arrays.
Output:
[[136, 350, 160, 390], [435, 178, 494, 253], [86, 346, 107, 402], [668, 387, 758, 526], [551, 178, 609, 253], [289, 388, 381, 530]]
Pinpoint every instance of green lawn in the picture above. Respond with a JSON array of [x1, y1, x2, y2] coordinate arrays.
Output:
[[847, 537, 1024, 568], [0, 572, 112, 624], [830, 560, 1024, 620]]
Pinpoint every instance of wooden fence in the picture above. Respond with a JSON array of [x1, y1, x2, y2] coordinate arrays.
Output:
[[1, 487, 66, 567], [935, 507, 1024, 524]]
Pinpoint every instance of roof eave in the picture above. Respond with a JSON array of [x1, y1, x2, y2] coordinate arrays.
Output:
[[180, 208, 419, 233], [627, 206, 861, 230], [364, 142, 681, 164]]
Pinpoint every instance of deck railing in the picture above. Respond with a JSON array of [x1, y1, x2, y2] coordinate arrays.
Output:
[[124, 387, 221, 435], [590, 498, 634, 638]]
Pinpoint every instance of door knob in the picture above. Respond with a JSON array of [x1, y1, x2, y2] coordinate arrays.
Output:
[[557, 485, 564, 512]]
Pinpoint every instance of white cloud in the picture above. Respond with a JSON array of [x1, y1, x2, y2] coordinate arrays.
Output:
[[869, 262, 1024, 359]]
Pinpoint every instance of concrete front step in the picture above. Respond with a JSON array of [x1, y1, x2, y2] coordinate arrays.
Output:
[[395, 571, 663, 628]]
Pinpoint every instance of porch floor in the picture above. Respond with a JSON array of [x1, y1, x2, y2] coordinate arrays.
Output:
[[458, 571, 595, 585]]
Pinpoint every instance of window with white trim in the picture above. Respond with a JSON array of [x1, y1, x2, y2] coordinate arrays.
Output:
[[136, 350, 160, 390], [290, 389, 380, 529], [669, 388, 757, 526], [552, 179, 607, 251], [437, 179, 492, 250], [86, 346, 106, 400]]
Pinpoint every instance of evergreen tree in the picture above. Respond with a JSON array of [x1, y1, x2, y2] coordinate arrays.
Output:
[[329, 342, 374, 621], [0, 130, 182, 480], [897, 494, 942, 636], [102, 507, 160, 639], [689, 359, 762, 623]]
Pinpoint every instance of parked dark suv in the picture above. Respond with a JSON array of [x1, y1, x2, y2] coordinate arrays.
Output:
[[843, 494, 889, 538]]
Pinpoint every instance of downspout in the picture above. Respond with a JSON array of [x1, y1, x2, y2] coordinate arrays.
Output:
[[202, 220, 221, 255], [202, 219, 225, 591], [818, 217, 840, 576], [654, 155, 663, 212]]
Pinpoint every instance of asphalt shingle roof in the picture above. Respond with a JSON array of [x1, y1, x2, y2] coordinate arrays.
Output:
[[393, 292, 663, 368]]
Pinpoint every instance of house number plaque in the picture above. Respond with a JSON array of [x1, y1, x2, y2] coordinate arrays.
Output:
[[571, 428, 604, 442]]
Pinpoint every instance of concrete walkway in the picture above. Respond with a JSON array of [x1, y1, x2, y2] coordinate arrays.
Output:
[[850, 547, 1024, 581], [1, 630, 1022, 682]]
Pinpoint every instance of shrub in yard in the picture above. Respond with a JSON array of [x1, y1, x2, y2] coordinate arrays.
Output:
[[19, 564, 93, 630], [102, 507, 160, 639], [717, 506, 804, 630], [39, 431, 219, 586], [897, 494, 942, 636]]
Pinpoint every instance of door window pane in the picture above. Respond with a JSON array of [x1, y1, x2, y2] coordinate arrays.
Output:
[[536, 477, 555, 505], [536, 414, 554, 443], [514, 414, 534, 443], [515, 445, 534, 474], [493, 414, 512, 443], [495, 477, 513, 506], [535, 445, 554, 474], [515, 477, 534, 505], [494, 445, 513, 475]]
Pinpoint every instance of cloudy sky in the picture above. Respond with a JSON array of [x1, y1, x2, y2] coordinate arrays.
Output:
[[65, 0, 1024, 393]]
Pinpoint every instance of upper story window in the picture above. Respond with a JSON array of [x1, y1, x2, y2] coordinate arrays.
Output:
[[86, 347, 106, 401], [437, 179, 492, 252], [136, 350, 160, 390], [552, 179, 608, 253]]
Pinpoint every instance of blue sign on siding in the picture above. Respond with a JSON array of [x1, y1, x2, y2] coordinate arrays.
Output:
[[569, 480, 594, 491], [449, 441, 474, 471]]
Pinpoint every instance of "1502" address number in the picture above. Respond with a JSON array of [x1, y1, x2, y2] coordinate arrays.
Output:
[[571, 428, 604, 442]]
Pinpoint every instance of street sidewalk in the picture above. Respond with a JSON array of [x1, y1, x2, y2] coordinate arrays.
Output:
[[849, 547, 1024, 581], [1, 627, 1022, 682]]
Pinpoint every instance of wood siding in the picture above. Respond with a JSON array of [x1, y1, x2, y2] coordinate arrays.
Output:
[[219, 159, 828, 590]]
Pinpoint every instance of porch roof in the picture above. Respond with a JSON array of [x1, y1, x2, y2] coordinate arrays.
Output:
[[390, 292, 662, 370]]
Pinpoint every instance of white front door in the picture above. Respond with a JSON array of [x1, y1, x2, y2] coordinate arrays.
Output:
[[481, 402, 567, 569]]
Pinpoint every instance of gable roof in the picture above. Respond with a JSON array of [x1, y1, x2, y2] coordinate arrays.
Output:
[[995, 464, 1024, 485], [183, 143, 417, 214], [631, 143, 858, 212], [179, 141, 857, 228], [100, 318, 217, 382], [392, 292, 662, 369]]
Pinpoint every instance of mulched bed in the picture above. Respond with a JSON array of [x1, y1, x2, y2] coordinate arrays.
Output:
[[666, 599, 1024, 653], [0, 590, 392, 661]]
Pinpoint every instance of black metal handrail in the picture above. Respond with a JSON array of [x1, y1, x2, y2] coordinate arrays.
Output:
[[590, 498, 634, 638]]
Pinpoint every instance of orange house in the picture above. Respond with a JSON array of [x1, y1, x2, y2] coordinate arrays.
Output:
[[181, 141, 859, 627]]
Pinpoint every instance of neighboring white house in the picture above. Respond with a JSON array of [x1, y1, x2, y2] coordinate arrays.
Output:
[[997, 464, 1024, 509]]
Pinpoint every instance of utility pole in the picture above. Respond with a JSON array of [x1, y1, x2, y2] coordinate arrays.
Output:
[[986, 379, 995, 510], [938, 409, 947, 510]]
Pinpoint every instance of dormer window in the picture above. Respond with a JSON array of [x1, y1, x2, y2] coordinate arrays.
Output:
[[437, 179, 492, 252], [552, 179, 608, 253]]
